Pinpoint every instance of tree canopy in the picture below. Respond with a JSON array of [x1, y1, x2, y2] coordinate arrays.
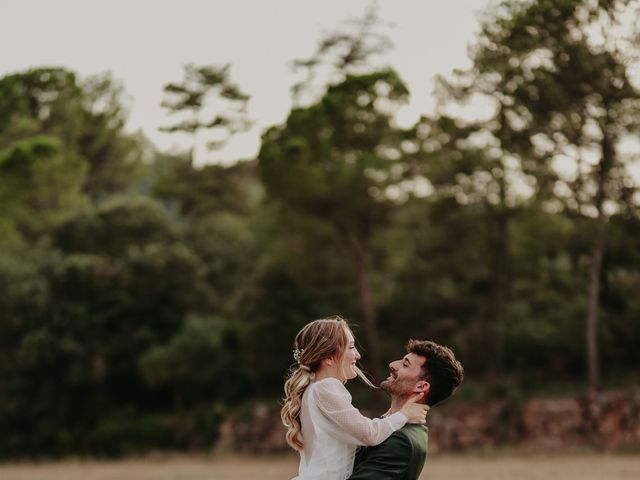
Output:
[[0, 0, 639, 458]]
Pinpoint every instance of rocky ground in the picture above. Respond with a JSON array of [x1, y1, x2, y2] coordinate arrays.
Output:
[[218, 388, 640, 453]]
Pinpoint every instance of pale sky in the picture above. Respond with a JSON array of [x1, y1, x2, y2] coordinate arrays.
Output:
[[2, 0, 494, 164]]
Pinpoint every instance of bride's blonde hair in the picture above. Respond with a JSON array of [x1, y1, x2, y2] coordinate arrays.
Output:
[[280, 316, 372, 451]]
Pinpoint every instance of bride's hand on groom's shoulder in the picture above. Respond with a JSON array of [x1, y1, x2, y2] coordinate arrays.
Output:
[[400, 393, 430, 424]]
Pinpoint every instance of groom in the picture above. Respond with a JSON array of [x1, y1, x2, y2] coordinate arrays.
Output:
[[347, 339, 464, 480]]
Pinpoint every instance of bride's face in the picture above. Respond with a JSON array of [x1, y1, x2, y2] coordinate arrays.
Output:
[[338, 328, 361, 381]]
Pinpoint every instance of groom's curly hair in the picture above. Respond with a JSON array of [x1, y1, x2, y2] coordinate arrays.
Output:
[[408, 340, 464, 406]]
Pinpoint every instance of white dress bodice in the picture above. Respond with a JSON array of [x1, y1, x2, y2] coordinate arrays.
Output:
[[292, 377, 407, 480]]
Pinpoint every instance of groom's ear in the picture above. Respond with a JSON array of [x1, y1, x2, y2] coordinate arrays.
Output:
[[416, 381, 430, 398]]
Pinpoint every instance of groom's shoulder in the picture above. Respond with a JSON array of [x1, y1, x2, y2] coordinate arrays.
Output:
[[349, 426, 428, 480], [373, 424, 427, 453], [397, 424, 428, 452], [399, 423, 428, 437]]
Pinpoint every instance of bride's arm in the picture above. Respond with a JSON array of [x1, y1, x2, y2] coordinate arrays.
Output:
[[311, 378, 406, 446]]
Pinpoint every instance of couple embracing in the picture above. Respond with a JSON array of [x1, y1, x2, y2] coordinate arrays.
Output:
[[281, 316, 464, 480]]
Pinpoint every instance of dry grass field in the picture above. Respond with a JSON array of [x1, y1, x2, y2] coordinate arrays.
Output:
[[1, 453, 639, 480]]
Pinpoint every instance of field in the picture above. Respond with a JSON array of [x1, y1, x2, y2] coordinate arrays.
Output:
[[1, 454, 639, 480]]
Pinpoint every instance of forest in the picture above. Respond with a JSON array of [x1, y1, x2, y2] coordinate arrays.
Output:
[[1, 0, 639, 457]]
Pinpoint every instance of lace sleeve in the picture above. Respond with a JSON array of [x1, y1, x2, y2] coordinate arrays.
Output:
[[311, 378, 407, 446]]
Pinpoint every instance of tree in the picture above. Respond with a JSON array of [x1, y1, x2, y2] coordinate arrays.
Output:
[[0, 68, 144, 201], [152, 153, 259, 218], [444, 0, 640, 394], [259, 70, 414, 383], [160, 64, 250, 160], [78, 73, 145, 198], [0, 135, 86, 247], [291, 2, 393, 104], [408, 111, 525, 379]]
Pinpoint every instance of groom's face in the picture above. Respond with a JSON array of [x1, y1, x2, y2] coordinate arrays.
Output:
[[380, 353, 427, 398]]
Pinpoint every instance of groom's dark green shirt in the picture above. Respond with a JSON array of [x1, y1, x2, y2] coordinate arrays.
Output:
[[347, 424, 428, 480]]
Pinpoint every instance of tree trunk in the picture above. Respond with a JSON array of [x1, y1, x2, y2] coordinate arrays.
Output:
[[489, 206, 510, 380], [586, 236, 604, 397], [586, 128, 613, 397], [346, 233, 382, 389]]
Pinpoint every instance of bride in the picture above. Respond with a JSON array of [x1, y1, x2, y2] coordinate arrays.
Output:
[[281, 316, 428, 480]]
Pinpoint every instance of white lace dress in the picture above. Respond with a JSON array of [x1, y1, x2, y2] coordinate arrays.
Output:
[[292, 377, 407, 480]]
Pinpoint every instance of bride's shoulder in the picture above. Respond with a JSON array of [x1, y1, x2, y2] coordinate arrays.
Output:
[[308, 377, 352, 408], [309, 377, 348, 394], [314, 376, 344, 386]]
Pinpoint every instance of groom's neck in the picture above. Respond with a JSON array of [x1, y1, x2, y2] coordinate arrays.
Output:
[[388, 396, 410, 414]]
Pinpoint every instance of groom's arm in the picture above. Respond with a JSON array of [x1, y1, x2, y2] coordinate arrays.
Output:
[[347, 431, 411, 479]]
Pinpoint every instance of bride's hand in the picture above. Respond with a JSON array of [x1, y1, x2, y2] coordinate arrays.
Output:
[[400, 393, 430, 424]]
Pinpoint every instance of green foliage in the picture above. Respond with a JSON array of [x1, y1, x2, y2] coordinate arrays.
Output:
[[0, 197, 221, 457], [434, 0, 640, 390], [0, 135, 86, 246], [85, 409, 172, 457], [54, 196, 178, 256], [141, 315, 248, 405], [261, 69, 410, 228], [153, 154, 259, 218], [160, 64, 250, 151], [291, 3, 393, 103], [259, 69, 415, 381], [1, 3, 640, 456], [0, 68, 144, 202]]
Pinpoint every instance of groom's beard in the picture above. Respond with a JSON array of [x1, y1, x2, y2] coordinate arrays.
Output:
[[380, 375, 415, 397]]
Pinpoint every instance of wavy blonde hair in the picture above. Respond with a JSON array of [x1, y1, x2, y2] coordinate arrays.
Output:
[[280, 316, 372, 451]]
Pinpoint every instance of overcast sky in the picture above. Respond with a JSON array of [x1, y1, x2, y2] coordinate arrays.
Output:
[[2, 0, 494, 164]]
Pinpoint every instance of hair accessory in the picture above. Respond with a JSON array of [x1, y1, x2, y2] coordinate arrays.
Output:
[[293, 348, 304, 362]]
